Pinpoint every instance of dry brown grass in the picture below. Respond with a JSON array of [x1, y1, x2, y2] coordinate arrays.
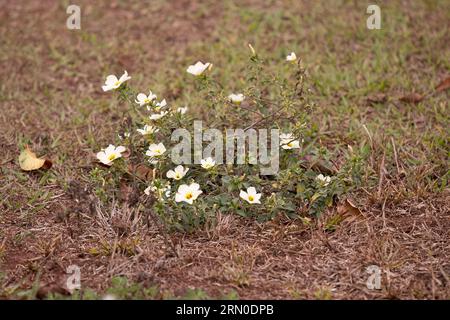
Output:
[[0, 0, 448, 299]]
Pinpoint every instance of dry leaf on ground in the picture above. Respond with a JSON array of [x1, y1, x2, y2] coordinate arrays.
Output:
[[18, 145, 52, 171], [366, 93, 387, 105], [337, 198, 364, 222], [399, 93, 424, 104], [128, 164, 155, 180], [435, 76, 450, 92]]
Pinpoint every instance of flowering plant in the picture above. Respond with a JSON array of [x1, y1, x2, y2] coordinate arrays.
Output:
[[93, 47, 356, 232]]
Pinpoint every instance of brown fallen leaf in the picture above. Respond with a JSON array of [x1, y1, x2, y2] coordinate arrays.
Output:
[[18, 145, 52, 171], [366, 93, 387, 105], [337, 198, 364, 222], [435, 76, 450, 92], [119, 179, 139, 206], [128, 163, 155, 180], [399, 93, 424, 104], [299, 155, 338, 175]]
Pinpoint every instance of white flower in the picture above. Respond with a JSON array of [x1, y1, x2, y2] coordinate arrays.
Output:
[[280, 133, 300, 149], [201, 157, 216, 169], [102, 71, 131, 91], [145, 183, 171, 199], [166, 165, 189, 180], [152, 99, 167, 111], [228, 93, 245, 104], [149, 110, 168, 120], [239, 187, 262, 204], [135, 91, 157, 106], [118, 132, 130, 140], [286, 52, 297, 62], [164, 185, 172, 197], [175, 183, 202, 204], [144, 185, 155, 195], [316, 174, 331, 186], [186, 61, 212, 76], [137, 125, 159, 136], [96, 144, 126, 165], [146, 143, 166, 157], [177, 106, 188, 114]]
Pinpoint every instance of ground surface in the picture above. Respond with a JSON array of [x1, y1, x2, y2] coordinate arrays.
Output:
[[0, 1, 449, 299]]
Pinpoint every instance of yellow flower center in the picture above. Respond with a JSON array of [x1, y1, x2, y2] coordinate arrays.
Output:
[[287, 143, 292, 147], [248, 195, 254, 202], [108, 154, 116, 161], [144, 98, 150, 103], [185, 192, 193, 200], [114, 81, 121, 87], [175, 173, 181, 179]]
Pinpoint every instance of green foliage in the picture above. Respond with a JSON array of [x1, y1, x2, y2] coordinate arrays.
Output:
[[93, 50, 363, 232]]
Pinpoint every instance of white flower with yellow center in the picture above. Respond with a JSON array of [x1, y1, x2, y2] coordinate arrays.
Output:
[[137, 125, 159, 136], [96, 144, 126, 165], [166, 165, 189, 180], [228, 93, 245, 104], [286, 52, 297, 62], [239, 187, 262, 204], [316, 174, 331, 186], [186, 61, 212, 76], [102, 71, 131, 92], [149, 110, 168, 120], [145, 143, 166, 157], [280, 133, 300, 150], [177, 106, 188, 114], [175, 183, 202, 204], [135, 91, 157, 106], [201, 157, 216, 169]]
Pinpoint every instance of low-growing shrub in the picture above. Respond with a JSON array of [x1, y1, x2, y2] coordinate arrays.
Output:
[[93, 47, 360, 232]]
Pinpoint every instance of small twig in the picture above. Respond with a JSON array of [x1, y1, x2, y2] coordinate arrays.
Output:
[[390, 137, 401, 175], [362, 124, 373, 148], [107, 235, 119, 274], [244, 103, 290, 131], [145, 197, 179, 258], [377, 152, 386, 198], [381, 195, 388, 230]]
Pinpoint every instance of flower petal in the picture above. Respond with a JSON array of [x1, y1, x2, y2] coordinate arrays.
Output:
[[247, 187, 257, 195], [116, 146, 126, 153], [239, 190, 248, 200]]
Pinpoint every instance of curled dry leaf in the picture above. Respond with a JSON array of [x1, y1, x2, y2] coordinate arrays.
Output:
[[399, 93, 424, 104], [300, 155, 338, 175], [435, 76, 450, 92], [121, 148, 131, 158], [366, 93, 387, 105], [128, 163, 155, 180], [18, 145, 52, 171], [337, 198, 364, 222]]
